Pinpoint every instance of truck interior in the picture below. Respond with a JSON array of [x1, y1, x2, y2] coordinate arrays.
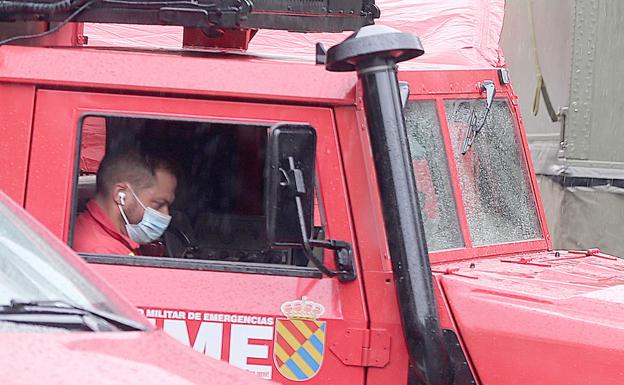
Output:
[[73, 115, 323, 265]]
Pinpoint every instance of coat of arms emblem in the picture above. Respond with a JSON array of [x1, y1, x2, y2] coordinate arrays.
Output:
[[274, 297, 326, 381]]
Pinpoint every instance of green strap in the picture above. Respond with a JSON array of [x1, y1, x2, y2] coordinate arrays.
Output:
[[528, 0, 560, 122]]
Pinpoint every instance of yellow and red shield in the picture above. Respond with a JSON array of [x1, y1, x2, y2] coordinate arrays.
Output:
[[274, 318, 326, 381]]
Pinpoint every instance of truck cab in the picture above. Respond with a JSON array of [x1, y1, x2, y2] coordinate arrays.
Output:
[[1, 1, 624, 384]]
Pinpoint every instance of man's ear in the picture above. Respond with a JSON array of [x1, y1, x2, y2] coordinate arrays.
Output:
[[112, 184, 128, 206]]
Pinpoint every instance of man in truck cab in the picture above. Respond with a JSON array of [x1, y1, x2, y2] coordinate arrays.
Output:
[[73, 150, 177, 256]]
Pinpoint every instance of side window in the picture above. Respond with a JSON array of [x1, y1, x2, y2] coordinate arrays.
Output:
[[404, 101, 463, 251], [445, 99, 542, 245], [73, 115, 325, 266]]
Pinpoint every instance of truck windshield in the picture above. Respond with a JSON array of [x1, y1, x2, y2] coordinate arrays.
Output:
[[405, 101, 464, 251], [0, 198, 133, 318], [445, 99, 542, 245]]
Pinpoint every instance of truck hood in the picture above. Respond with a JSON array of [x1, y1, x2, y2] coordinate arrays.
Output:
[[0, 329, 268, 385], [436, 250, 624, 385]]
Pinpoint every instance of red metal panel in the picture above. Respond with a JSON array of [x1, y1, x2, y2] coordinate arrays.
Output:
[[0, 83, 36, 205], [440, 253, 624, 385], [432, 274, 481, 384], [429, 240, 550, 265], [25, 90, 81, 237], [0, 45, 356, 106], [26, 89, 367, 384], [329, 327, 390, 368], [398, 69, 508, 96], [333, 105, 392, 273], [93, 262, 342, 317], [1, 325, 276, 385], [183, 28, 257, 50], [25, 22, 84, 47], [333, 105, 410, 385], [472, 240, 549, 258]]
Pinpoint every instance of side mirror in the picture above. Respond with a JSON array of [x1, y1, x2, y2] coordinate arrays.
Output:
[[265, 123, 316, 245], [264, 123, 356, 282]]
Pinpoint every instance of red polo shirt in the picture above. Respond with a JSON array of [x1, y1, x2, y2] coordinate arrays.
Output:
[[73, 200, 140, 256]]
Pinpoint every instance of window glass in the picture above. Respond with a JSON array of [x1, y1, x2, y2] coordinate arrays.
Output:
[[445, 99, 542, 245], [74, 116, 325, 266], [404, 101, 463, 251], [0, 198, 131, 318]]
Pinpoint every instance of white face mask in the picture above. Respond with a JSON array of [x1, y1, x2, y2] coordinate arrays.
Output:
[[118, 186, 171, 244]]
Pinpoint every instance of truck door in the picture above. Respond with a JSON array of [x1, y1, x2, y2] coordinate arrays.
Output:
[[24, 89, 368, 384]]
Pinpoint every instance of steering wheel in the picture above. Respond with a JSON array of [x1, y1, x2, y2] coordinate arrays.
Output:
[[163, 226, 200, 258]]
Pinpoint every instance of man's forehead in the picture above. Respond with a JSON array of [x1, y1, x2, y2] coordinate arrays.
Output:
[[152, 169, 177, 200], [154, 169, 177, 185]]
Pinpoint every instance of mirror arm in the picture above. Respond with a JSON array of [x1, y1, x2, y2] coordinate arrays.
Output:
[[295, 195, 337, 277], [294, 195, 356, 282], [288, 157, 356, 282]]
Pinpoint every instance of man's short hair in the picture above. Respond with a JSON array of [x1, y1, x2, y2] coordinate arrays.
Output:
[[96, 151, 177, 195]]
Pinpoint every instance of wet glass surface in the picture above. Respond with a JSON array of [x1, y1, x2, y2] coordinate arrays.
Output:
[[405, 101, 463, 251], [0, 200, 116, 313], [76, 116, 323, 265], [445, 99, 542, 245]]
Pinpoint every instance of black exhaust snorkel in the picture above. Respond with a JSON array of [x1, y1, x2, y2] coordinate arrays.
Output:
[[326, 25, 453, 385]]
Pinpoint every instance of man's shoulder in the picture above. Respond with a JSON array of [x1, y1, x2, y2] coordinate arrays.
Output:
[[73, 224, 134, 255], [73, 202, 135, 255], [74, 208, 100, 237], [73, 211, 111, 252]]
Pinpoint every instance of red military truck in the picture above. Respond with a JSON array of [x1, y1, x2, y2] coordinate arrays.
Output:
[[1, 1, 624, 384]]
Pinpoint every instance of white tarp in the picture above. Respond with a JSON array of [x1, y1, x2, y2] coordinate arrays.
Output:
[[84, 0, 506, 69]]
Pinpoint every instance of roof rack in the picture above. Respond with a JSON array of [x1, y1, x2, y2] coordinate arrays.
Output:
[[0, 0, 379, 32]]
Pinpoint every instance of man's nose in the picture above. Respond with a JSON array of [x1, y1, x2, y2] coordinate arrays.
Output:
[[160, 206, 170, 216]]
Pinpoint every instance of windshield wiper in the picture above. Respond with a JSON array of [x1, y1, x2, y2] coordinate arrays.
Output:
[[461, 80, 496, 155], [0, 299, 148, 332]]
